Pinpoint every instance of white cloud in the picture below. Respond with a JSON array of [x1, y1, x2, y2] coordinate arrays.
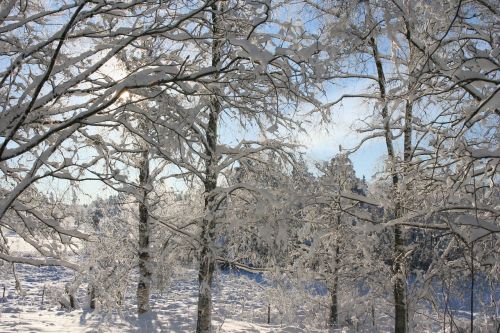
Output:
[[294, 85, 387, 178], [296, 88, 369, 159]]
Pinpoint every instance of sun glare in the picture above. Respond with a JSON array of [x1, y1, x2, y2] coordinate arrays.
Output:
[[118, 89, 130, 100]]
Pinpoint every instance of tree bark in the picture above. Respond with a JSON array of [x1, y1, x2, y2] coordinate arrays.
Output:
[[329, 274, 339, 328], [196, 105, 219, 332], [137, 147, 151, 315], [196, 3, 222, 331], [369, 27, 407, 333], [89, 266, 96, 310], [393, 222, 407, 333], [196, 235, 216, 332], [329, 220, 340, 328], [89, 286, 96, 310]]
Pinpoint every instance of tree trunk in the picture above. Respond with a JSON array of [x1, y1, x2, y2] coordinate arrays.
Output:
[[89, 286, 96, 310], [402, 16, 416, 331], [394, 222, 407, 333], [88, 266, 96, 310], [137, 148, 151, 315], [369, 20, 407, 332], [195, 2, 222, 332], [195, 109, 219, 332], [196, 239, 216, 332], [329, 284, 339, 328], [329, 224, 340, 328]]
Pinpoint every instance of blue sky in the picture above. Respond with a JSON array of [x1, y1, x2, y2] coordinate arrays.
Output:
[[292, 79, 386, 180], [217, 87, 386, 181], [33, 80, 388, 204], [2, 1, 389, 204]]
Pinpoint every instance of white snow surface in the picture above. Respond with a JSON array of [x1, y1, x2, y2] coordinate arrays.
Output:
[[1, 231, 338, 333], [1, 237, 492, 332], [0, 264, 332, 333]]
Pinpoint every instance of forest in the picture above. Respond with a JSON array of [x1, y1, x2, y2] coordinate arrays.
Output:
[[0, 0, 498, 332]]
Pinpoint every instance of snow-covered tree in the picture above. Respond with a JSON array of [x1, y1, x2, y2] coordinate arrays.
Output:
[[0, 0, 221, 271], [304, 0, 499, 331]]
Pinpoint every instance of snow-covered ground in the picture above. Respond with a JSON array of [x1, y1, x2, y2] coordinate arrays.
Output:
[[0, 234, 347, 332], [0, 264, 331, 333], [0, 234, 319, 332], [1, 235, 497, 332]]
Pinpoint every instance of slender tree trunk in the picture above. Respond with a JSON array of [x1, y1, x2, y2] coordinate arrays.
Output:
[[89, 286, 96, 310], [196, 127, 219, 333], [196, 109, 219, 332], [329, 276, 339, 328], [137, 148, 151, 315], [197, 234, 216, 332], [329, 221, 340, 328], [196, 4, 222, 331], [395, 95, 413, 332], [369, 29, 407, 333], [89, 266, 96, 310], [393, 221, 407, 333], [470, 243, 474, 333]]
